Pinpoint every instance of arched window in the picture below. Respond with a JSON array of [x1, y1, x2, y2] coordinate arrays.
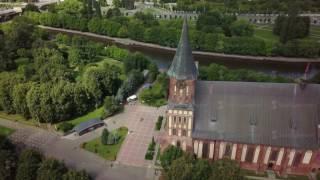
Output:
[[224, 144, 232, 157], [172, 129, 177, 136], [245, 147, 255, 163], [182, 129, 187, 136], [270, 150, 279, 162], [202, 142, 209, 158], [293, 152, 302, 167]]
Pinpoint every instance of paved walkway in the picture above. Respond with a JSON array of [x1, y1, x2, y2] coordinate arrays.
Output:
[[115, 105, 166, 167]]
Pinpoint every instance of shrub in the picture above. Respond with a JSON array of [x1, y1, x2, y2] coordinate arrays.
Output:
[[57, 122, 74, 133], [155, 116, 163, 131], [101, 129, 109, 145], [145, 137, 156, 160], [145, 151, 154, 160], [101, 96, 122, 119]]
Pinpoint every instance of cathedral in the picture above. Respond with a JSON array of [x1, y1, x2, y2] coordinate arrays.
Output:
[[163, 18, 320, 176]]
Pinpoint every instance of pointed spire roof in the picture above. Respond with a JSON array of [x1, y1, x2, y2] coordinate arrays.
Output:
[[167, 17, 198, 80]]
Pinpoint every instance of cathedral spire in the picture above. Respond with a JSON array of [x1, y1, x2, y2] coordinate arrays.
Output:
[[167, 17, 198, 80]]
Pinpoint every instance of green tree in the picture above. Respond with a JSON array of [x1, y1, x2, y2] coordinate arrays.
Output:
[[224, 0, 239, 12], [117, 26, 129, 38], [0, 149, 17, 180], [102, 96, 121, 118], [62, 170, 91, 180], [55, 0, 84, 16], [12, 83, 32, 118], [68, 47, 82, 66], [124, 52, 150, 73], [115, 70, 144, 102], [192, 159, 212, 180], [16, 149, 43, 180], [106, 8, 121, 18], [24, 4, 40, 12], [165, 154, 194, 180], [230, 20, 254, 37], [5, 16, 36, 52], [0, 72, 23, 113], [37, 159, 67, 180], [101, 128, 110, 145], [128, 19, 145, 41], [113, 0, 121, 8], [82, 63, 121, 105], [160, 145, 184, 171], [209, 159, 245, 180]]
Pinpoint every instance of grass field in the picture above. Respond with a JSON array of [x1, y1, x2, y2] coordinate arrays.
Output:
[[65, 107, 103, 126], [0, 125, 15, 137], [82, 127, 128, 161], [0, 111, 38, 126]]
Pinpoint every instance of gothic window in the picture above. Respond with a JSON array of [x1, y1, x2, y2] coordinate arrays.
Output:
[[183, 117, 187, 124], [224, 144, 232, 157], [245, 147, 255, 163], [177, 140, 181, 147], [172, 129, 177, 136], [173, 116, 176, 124], [270, 150, 279, 161], [202, 142, 209, 158], [293, 152, 302, 167], [182, 129, 187, 136], [178, 117, 181, 124]]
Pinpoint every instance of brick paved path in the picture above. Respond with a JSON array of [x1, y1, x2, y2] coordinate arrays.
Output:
[[116, 105, 166, 167]]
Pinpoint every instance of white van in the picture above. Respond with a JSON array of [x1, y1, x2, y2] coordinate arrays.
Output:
[[127, 95, 137, 103]]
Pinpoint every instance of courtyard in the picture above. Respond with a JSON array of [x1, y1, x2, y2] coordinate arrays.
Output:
[[105, 104, 166, 167]]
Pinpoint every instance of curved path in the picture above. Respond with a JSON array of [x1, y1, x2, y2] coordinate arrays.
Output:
[[40, 25, 320, 63]]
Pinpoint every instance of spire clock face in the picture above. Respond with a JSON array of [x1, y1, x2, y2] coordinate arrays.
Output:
[[177, 80, 186, 89]]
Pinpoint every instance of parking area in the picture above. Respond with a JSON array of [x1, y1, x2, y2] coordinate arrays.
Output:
[[114, 104, 166, 167]]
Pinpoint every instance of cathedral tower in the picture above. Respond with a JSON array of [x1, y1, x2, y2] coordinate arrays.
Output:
[[165, 17, 198, 151], [167, 17, 198, 104]]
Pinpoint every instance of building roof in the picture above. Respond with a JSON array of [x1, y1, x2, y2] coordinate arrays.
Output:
[[167, 17, 198, 80], [193, 81, 320, 150], [73, 119, 104, 133]]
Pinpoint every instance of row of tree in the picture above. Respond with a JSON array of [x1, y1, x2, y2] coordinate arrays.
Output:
[[0, 136, 91, 180], [25, 11, 271, 56], [160, 145, 245, 180], [173, 0, 320, 13], [199, 63, 292, 83], [27, 7, 320, 58]]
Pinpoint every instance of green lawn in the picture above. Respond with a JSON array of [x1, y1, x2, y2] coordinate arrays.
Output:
[[0, 111, 38, 126], [0, 125, 15, 137], [65, 107, 103, 126], [82, 127, 128, 161], [310, 25, 320, 40], [242, 169, 267, 177]]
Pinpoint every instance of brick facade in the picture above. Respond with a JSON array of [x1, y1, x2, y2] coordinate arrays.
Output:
[[189, 139, 319, 176], [168, 78, 195, 104]]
